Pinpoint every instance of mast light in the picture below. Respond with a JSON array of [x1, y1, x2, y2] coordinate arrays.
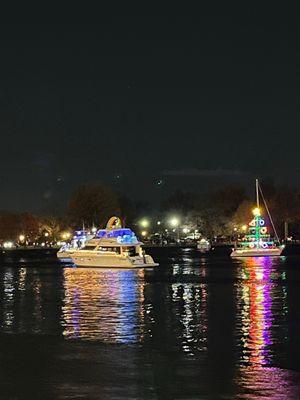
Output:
[[252, 207, 261, 217]]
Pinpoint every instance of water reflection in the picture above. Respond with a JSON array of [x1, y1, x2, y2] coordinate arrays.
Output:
[[171, 283, 208, 354], [238, 257, 273, 365], [237, 366, 300, 400], [62, 268, 146, 342], [0, 267, 62, 334], [234, 256, 299, 399], [0, 254, 298, 398]]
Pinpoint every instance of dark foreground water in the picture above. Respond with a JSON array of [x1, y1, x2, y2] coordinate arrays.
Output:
[[0, 249, 300, 399]]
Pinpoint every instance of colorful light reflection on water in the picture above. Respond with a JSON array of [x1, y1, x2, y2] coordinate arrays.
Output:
[[235, 256, 296, 399], [0, 253, 298, 399], [239, 256, 273, 366], [62, 268, 146, 343]]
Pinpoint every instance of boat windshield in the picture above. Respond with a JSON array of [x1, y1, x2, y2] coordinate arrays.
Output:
[[96, 228, 139, 244]]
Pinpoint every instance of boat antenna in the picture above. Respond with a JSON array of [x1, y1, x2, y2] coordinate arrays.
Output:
[[256, 178, 260, 208], [257, 180, 280, 242]]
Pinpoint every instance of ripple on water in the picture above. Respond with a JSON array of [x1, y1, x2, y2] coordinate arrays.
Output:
[[0, 253, 299, 399]]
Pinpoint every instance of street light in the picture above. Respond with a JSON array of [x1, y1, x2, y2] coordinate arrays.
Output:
[[61, 232, 71, 240], [169, 217, 180, 242], [169, 217, 179, 227], [141, 231, 147, 237], [19, 234, 25, 242], [139, 219, 150, 228]]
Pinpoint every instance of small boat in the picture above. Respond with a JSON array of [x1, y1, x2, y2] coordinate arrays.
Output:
[[231, 179, 284, 257], [197, 238, 211, 253], [70, 217, 159, 268]]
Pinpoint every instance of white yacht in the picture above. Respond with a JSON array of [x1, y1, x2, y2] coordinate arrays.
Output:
[[70, 217, 159, 268]]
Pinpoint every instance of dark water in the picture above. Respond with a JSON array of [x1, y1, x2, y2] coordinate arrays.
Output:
[[0, 249, 300, 399]]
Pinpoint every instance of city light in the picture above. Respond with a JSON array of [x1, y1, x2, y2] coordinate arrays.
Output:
[[44, 232, 49, 237], [182, 228, 190, 234], [139, 219, 150, 228], [3, 241, 14, 249], [61, 232, 71, 240], [157, 221, 161, 225], [169, 217, 179, 227], [91, 227, 97, 234], [141, 231, 147, 237], [242, 225, 247, 231], [19, 234, 25, 242]]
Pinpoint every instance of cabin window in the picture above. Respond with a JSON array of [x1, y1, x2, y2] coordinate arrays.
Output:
[[83, 245, 97, 250], [99, 247, 120, 254], [122, 247, 137, 256]]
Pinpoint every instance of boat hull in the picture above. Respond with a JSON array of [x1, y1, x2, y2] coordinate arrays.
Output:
[[71, 253, 158, 268], [231, 248, 283, 257]]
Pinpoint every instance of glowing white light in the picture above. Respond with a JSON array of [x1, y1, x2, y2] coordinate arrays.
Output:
[[44, 232, 49, 237], [19, 234, 25, 242], [169, 217, 179, 227], [140, 219, 150, 228], [141, 231, 147, 237], [3, 241, 13, 249]]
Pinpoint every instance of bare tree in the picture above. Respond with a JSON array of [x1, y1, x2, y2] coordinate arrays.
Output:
[[68, 183, 120, 228]]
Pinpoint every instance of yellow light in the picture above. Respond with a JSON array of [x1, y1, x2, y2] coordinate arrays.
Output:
[[141, 231, 147, 237], [61, 232, 71, 240], [252, 207, 261, 216], [242, 225, 247, 231], [44, 232, 49, 237], [140, 219, 150, 228], [19, 234, 25, 242]]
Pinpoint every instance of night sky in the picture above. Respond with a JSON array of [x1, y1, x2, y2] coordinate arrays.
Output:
[[0, 12, 299, 212]]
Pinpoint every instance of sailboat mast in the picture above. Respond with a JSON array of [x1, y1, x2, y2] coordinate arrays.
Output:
[[256, 178, 260, 208]]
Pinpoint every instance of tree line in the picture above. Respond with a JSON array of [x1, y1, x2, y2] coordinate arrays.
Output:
[[1, 180, 300, 242]]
